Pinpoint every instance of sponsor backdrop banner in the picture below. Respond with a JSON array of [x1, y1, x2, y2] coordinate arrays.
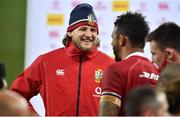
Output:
[[26, 0, 180, 116]]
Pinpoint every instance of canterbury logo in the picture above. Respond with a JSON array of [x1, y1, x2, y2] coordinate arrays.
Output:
[[56, 69, 64, 76]]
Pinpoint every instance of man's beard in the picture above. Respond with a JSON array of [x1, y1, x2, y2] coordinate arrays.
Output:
[[113, 47, 121, 62], [72, 37, 96, 51]]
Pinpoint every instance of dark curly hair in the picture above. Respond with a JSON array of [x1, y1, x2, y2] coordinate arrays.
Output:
[[114, 12, 149, 48], [146, 22, 180, 52]]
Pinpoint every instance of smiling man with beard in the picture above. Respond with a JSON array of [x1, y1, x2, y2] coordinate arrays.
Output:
[[99, 12, 159, 116], [10, 3, 114, 116]]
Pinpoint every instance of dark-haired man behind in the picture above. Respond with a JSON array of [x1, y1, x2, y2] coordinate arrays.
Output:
[[146, 21, 180, 116], [146, 22, 180, 71], [99, 12, 159, 116]]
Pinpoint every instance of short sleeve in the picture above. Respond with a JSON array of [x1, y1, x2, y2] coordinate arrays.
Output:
[[101, 64, 125, 99]]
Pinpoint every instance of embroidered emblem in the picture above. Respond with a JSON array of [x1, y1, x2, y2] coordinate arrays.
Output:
[[94, 69, 103, 83], [87, 14, 95, 26], [56, 69, 64, 76]]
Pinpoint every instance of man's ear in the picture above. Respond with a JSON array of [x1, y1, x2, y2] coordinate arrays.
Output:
[[118, 35, 128, 47], [165, 48, 177, 63], [67, 32, 72, 37]]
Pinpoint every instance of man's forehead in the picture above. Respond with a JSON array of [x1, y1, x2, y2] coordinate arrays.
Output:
[[78, 25, 97, 29]]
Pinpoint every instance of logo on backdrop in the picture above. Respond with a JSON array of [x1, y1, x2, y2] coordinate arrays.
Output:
[[112, 0, 129, 12], [95, 1, 107, 10], [47, 14, 64, 26], [50, 0, 62, 10], [158, 2, 169, 10], [49, 30, 60, 39]]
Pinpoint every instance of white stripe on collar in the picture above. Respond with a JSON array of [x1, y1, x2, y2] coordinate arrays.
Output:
[[125, 52, 149, 60], [68, 19, 97, 27]]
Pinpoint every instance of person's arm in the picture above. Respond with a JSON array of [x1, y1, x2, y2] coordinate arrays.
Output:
[[99, 64, 125, 116], [99, 95, 121, 116]]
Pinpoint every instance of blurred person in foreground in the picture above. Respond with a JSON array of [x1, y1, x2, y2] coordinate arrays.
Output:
[[158, 63, 180, 89], [0, 63, 7, 90], [157, 63, 180, 115], [146, 22, 180, 72], [98, 12, 159, 116], [125, 86, 169, 116], [0, 90, 30, 116], [163, 79, 180, 116], [0, 64, 32, 115], [10, 3, 114, 116]]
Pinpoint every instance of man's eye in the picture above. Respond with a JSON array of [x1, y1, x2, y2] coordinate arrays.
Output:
[[91, 28, 97, 32], [79, 28, 86, 31], [151, 52, 155, 56]]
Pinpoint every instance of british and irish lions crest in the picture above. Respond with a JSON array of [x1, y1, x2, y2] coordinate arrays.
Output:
[[94, 69, 103, 83], [87, 14, 95, 26]]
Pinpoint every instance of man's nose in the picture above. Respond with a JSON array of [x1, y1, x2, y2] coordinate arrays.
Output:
[[85, 30, 92, 37]]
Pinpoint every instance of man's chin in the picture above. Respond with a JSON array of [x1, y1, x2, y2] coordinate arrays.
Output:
[[80, 45, 94, 51]]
